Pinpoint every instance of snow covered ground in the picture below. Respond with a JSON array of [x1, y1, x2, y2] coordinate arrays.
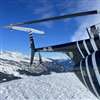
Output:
[[0, 51, 98, 100]]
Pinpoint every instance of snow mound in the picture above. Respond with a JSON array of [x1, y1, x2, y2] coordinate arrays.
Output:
[[0, 73, 98, 100]]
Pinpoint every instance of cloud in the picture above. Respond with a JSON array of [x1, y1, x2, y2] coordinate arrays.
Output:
[[16, 0, 100, 30], [17, 0, 85, 28], [70, 0, 100, 41]]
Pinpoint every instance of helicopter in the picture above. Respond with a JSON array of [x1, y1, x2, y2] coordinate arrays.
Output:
[[4, 9, 100, 99]]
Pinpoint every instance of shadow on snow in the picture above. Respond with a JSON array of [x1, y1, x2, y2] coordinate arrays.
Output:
[[0, 72, 21, 83]]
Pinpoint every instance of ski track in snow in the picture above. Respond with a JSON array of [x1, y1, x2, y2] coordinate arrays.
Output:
[[0, 51, 98, 100]]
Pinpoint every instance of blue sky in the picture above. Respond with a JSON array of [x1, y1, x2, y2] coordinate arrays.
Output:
[[0, 0, 100, 58]]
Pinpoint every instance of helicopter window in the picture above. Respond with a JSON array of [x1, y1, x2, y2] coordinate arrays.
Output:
[[90, 25, 99, 37], [68, 52, 74, 59], [87, 24, 100, 38]]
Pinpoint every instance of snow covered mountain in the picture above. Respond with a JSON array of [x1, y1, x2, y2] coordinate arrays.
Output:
[[0, 51, 74, 76], [0, 51, 98, 100]]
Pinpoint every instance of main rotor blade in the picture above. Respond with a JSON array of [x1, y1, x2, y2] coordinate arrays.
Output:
[[6, 26, 45, 34], [12, 10, 99, 26]]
